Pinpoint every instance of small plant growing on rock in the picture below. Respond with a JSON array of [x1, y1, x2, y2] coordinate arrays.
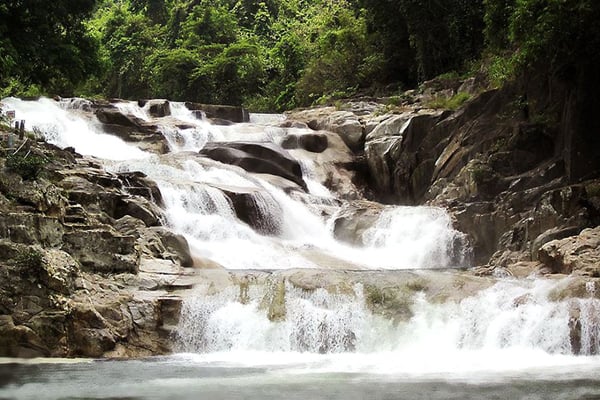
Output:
[[12, 248, 44, 279], [5, 152, 47, 180], [426, 92, 471, 110]]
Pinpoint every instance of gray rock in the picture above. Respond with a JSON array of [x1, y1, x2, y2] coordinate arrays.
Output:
[[200, 141, 307, 191]]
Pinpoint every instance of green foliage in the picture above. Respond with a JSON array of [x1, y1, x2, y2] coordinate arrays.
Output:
[[294, 3, 369, 104], [12, 248, 44, 273], [5, 0, 597, 112], [426, 92, 472, 110], [585, 182, 600, 198], [192, 40, 267, 105], [483, 0, 513, 50], [99, 4, 162, 98], [484, 54, 515, 87], [5, 152, 48, 181], [483, 0, 600, 80], [179, 3, 239, 47], [147, 48, 201, 101], [0, 0, 99, 96]]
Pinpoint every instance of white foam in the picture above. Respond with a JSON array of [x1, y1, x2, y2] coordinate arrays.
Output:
[[176, 278, 600, 374]]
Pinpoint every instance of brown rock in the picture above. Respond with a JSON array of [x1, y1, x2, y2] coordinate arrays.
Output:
[[538, 226, 600, 276], [62, 228, 139, 273]]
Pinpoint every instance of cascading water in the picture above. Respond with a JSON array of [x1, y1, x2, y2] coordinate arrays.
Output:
[[2, 97, 148, 160], [175, 277, 600, 375], [2, 96, 468, 270], [3, 96, 600, 388]]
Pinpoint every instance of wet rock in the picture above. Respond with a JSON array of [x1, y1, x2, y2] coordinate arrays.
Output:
[[280, 132, 329, 153], [139, 99, 171, 118], [95, 107, 145, 129], [332, 201, 384, 245], [218, 186, 283, 235], [184, 102, 248, 123], [118, 171, 164, 207], [95, 106, 167, 153], [200, 141, 307, 191]]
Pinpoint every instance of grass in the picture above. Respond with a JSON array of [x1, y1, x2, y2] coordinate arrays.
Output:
[[426, 92, 472, 110]]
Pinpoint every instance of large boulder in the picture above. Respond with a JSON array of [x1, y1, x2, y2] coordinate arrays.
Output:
[[217, 185, 283, 235], [332, 201, 384, 245], [199, 141, 307, 191], [185, 102, 248, 123], [364, 110, 449, 203], [95, 106, 152, 132], [138, 99, 171, 118], [285, 107, 364, 152], [94, 106, 168, 153], [280, 132, 329, 153], [538, 226, 600, 276]]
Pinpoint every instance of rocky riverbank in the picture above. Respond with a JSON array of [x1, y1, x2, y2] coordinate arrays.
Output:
[[286, 77, 600, 277], [0, 80, 598, 358]]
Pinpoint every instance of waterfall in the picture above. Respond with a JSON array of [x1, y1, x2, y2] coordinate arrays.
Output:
[[1, 97, 148, 160], [3, 96, 469, 270], [176, 283, 371, 354], [176, 278, 600, 366], [362, 206, 470, 268], [3, 96, 600, 376]]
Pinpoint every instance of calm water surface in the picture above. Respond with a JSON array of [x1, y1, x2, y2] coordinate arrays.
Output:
[[1, 355, 600, 400]]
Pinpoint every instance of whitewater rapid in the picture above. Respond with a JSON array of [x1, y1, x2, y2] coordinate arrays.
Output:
[[174, 277, 600, 375], [2, 97, 469, 270]]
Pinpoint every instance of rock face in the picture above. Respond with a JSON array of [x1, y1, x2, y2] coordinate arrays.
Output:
[[364, 110, 450, 203], [0, 141, 192, 358], [284, 80, 599, 271], [538, 227, 600, 276], [286, 107, 365, 152]]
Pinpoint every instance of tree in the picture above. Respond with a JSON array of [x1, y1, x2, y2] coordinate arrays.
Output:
[[0, 0, 99, 95], [100, 4, 161, 98]]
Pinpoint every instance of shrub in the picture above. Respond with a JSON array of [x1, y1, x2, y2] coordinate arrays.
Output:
[[5, 152, 47, 180], [12, 248, 44, 272]]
